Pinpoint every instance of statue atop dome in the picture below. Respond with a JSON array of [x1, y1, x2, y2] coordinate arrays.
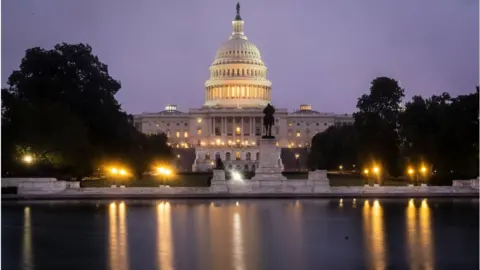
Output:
[[234, 2, 242, 21]]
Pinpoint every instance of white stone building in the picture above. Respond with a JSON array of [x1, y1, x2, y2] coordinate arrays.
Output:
[[133, 4, 353, 172]]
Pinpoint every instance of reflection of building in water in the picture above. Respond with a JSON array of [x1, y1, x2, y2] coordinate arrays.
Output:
[[232, 211, 245, 270], [109, 202, 129, 270], [23, 206, 33, 270], [133, 3, 353, 172], [157, 202, 174, 270], [406, 199, 434, 270], [362, 200, 386, 270]]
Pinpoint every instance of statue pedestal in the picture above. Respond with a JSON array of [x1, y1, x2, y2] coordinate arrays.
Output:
[[251, 139, 287, 181]]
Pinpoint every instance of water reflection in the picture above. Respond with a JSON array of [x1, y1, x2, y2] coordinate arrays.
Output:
[[363, 200, 386, 270], [406, 199, 434, 270], [108, 202, 129, 270], [157, 202, 174, 270], [232, 209, 245, 270], [22, 206, 33, 270]]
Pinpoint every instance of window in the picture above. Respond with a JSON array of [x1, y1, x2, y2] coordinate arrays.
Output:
[[256, 152, 260, 161], [236, 127, 241, 135], [176, 131, 180, 138], [197, 129, 202, 135], [296, 132, 301, 137], [215, 152, 220, 160], [215, 128, 221, 136], [226, 152, 231, 161], [176, 123, 180, 126], [236, 152, 241, 160], [184, 123, 188, 127], [205, 153, 210, 160], [184, 132, 188, 138], [246, 152, 251, 161], [297, 123, 300, 126]]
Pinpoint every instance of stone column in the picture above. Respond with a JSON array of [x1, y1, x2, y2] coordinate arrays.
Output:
[[241, 117, 244, 142]]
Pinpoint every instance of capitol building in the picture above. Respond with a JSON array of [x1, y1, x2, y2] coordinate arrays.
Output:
[[133, 3, 353, 172]]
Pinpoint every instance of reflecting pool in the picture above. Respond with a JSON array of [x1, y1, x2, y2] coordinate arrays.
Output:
[[2, 199, 478, 270]]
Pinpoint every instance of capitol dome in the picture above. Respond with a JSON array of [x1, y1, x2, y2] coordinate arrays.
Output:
[[204, 3, 272, 108]]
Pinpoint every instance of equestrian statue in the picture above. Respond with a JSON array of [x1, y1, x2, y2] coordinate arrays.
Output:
[[262, 103, 275, 138]]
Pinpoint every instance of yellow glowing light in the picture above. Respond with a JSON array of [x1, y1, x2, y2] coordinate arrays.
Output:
[[295, 153, 300, 159], [23, 155, 33, 164], [197, 118, 202, 123], [119, 169, 127, 176], [210, 161, 214, 166], [339, 165, 343, 170], [216, 139, 220, 145], [364, 169, 369, 174], [177, 154, 181, 158], [236, 127, 241, 132], [373, 167, 380, 174], [111, 168, 118, 174], [420, 167, 427, 173], [408, 168, 415, 175]]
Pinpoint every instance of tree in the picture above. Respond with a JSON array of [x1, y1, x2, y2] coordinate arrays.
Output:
[[1, 43, 171, 178], [354, 77, 405, 176], [308, 125, 359, 170], [400, 89, 479, 183]]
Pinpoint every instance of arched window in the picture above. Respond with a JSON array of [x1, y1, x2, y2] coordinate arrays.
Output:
[[226, 152, 231, 161], [236, 152, 241, 160], [205, 153, 210, 160], [246, 152, 251, 161], [256, 152, 260, 161]]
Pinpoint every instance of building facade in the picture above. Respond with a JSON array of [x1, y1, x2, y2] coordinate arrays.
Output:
[[133, 4, 353, 172]]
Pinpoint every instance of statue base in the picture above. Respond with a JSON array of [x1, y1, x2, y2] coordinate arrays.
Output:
[[251, 139, 286, 181], [261, 135, 275, 139]]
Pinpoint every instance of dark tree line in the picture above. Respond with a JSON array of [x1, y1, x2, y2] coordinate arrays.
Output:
[[2, 43, 171, 179], [308, 77, 478, 183]]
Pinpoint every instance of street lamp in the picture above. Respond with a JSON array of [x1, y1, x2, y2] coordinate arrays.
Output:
[[156, 166, 172, 185], [22, 155, 34, 164], [363, 169, 369, 185], [372, 166, 381, 185], [295, 153, 300, 171], [109, 166, 129, 186]]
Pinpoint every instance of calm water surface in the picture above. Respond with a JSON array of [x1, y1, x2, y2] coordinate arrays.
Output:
[[2, 199, 479, 270]]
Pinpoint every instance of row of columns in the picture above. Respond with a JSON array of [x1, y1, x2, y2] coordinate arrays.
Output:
[[208, 116, 262, 140], [211, 68, 265, 78], [206, 85, 271, 100]]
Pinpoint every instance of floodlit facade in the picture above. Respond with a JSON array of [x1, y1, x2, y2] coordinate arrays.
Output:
[[133, 4, 353, 172]]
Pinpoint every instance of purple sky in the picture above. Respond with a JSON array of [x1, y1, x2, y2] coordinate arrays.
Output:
[[2, 0, 478, 114]]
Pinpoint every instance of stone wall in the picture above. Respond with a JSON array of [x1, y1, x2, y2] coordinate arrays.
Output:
[[2, 178, 81, 195]]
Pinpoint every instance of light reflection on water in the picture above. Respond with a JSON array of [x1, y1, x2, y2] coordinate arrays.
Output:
[[363, 200, 386, 270], [22, 207, 32, 270], [108, 202, 129, 270], [406, 199, 435, 270], [10, 199, 478, 270], [157, 202, 174, 270]]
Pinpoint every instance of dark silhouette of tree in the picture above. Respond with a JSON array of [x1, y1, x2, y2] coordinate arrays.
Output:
[[2, 43, 171, 178], [354, 77, 405, 176], [308, 125, 359, 170]]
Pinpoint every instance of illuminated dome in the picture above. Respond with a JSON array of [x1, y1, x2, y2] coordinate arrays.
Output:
[[204, 3, 272, 108]]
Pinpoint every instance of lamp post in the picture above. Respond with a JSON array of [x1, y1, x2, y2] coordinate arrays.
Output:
[[372, 166, 381, 185], [363, 169, 370, 185], [295, 153, 300, 171]]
